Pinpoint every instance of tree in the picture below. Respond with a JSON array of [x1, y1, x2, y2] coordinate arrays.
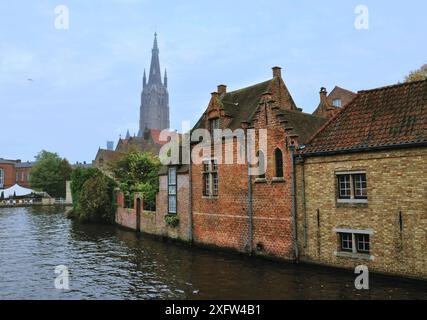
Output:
[[70, 167, 103, 214], [69, 167, 116, 223], [29, 150, 72, 198], [78, 174, 116, 223], [111, 152, 161, 211], [405, 64, 427, 82]]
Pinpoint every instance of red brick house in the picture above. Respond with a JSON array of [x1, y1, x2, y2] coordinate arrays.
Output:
[[187, 67, 327, 260], [0, 159, 35, 190], [296, 80, 427, 279]]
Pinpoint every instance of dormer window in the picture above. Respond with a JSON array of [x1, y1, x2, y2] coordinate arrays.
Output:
[[210, 118, 220, 133], [332, 99, 342, 107]]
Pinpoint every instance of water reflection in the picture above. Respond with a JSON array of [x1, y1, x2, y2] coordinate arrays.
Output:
[[0, 207, 426, 300]]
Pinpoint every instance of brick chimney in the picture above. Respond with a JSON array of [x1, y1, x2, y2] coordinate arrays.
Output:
[[320, 87, 328, 103], [211, 91, 219, 99], [217, 84, 227, 95], [272, 66, 282, 78]]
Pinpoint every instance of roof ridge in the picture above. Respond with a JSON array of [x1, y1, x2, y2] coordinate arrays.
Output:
[[358, 79, 427, 93], [224, 79, 273, 96]]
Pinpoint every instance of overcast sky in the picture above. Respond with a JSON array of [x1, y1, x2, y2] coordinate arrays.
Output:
[[1, 0, 426, 163]]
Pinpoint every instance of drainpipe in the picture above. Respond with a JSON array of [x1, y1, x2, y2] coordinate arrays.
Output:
[[300, 156, 307, 249], [248, 161, 253, 255], [188, 131, 194, 244], [289, 144, 299, 262]]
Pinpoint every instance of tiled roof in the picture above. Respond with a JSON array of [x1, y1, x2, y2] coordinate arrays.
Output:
[[14, 161, 36, 168], [280, 110, 328, 144], [194, 80, 274, 131], [304, 80, 427, 155]]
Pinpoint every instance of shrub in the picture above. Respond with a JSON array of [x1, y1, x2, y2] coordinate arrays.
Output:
[[165, 214, 179, 227], [78, 175, 116, 224]]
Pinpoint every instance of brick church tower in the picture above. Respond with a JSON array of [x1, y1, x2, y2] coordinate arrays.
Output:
[[139, 33, 170, 135]]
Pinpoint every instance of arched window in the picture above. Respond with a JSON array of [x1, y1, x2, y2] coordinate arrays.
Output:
[[274, 148, 284, 178], [257, 151, 266, 179]]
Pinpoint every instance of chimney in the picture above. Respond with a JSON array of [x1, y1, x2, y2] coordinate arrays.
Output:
[[211, 91, 219, 99], [272, 66, 282, 78], [217, 84, 227, 95], [320, 87, 328, 103]]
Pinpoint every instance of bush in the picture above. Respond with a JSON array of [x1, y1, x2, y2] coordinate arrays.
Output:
[[70, 167, 116, 224], [165, 214, 180, 227], [78, 175, 116, 224], [111, 152, 161, 211]]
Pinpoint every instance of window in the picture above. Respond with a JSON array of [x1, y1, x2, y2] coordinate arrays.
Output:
[[340, 233, 353, 252], [274, 148, 284, 178], [332, 99, 342, 107], [27, 172, 30, 181], [16, 172, 19, 183], [337, 172, 367, 203], [0, 168, 4, 188], [21, 171, 25, 182], [209, 118, 220, 133], [356, 234, 370, 253], [335, 229, 372, 256], [257, 151, 266, 179], [203, 159, 218, 197], [168, 167, 177, 214]]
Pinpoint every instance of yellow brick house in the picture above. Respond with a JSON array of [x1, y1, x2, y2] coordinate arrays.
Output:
[[296, 80, 427, 280]]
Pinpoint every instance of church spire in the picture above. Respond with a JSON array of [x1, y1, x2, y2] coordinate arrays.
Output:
[[126, 129, 131, 139], [148, 33, 162, 85], [143, 69, 147, 88], [164, 69, 168, 88]]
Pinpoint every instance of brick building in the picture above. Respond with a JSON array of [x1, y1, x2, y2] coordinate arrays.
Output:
[[187, 67, 327, 259], [296, 80, 427, 280], [0, 159, 35, 189]]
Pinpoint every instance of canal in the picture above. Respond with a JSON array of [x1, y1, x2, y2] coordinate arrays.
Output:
[[0, 206, 426, 300]]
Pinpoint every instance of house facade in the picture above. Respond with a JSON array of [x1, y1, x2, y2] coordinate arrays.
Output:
[[296, 80, 427, 280], [0, 159, 35, 189]]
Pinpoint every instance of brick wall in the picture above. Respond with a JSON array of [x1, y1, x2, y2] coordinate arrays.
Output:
[[0, 163, 16, 189], [296, 147, 427, 280], [192, 123, 295, 259], [116, 173, 191, 242]]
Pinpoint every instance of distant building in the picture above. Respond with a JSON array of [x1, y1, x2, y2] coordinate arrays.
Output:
[[0, 159, 35, 189], [313, 86, 356, 119]]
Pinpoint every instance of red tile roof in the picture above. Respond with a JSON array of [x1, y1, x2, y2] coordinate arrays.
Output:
[[304, 80, 427, 155]]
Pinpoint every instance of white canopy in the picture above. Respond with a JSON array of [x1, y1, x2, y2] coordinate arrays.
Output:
[[1, 184, 37, 198]]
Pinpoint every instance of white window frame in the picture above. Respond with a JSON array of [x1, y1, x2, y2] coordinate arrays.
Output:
[[202, 159, 218, 198], [336, 171, 368, 203], [332, 99, 342, 107], [0, 168, 4, 188], [333, 228, 374, 260], [168, 167, 177, 214]]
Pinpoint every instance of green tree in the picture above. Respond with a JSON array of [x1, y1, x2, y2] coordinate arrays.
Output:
[[78, 174, 116, 223], [111, 152, 161, 211], [405, 64, 427, 82], [29, 150, 72, 198], [70, 167, 103, 214]]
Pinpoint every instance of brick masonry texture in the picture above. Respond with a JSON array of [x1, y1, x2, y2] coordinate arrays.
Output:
[[296, 147, 427, 280], [116, 173, 190, 242]]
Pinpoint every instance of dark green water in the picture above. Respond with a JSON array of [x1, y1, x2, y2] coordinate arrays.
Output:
[[0, 206, 426, 300]]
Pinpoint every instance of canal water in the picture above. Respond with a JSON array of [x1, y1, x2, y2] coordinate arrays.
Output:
[[0, 206, 426, 300]]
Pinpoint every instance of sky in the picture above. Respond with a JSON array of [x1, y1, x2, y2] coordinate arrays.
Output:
[[0, 0, 426, 163]]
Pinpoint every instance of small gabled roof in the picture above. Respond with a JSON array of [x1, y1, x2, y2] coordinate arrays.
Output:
[[194, 79, 274, 130], [304, 80, 427, 155]]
